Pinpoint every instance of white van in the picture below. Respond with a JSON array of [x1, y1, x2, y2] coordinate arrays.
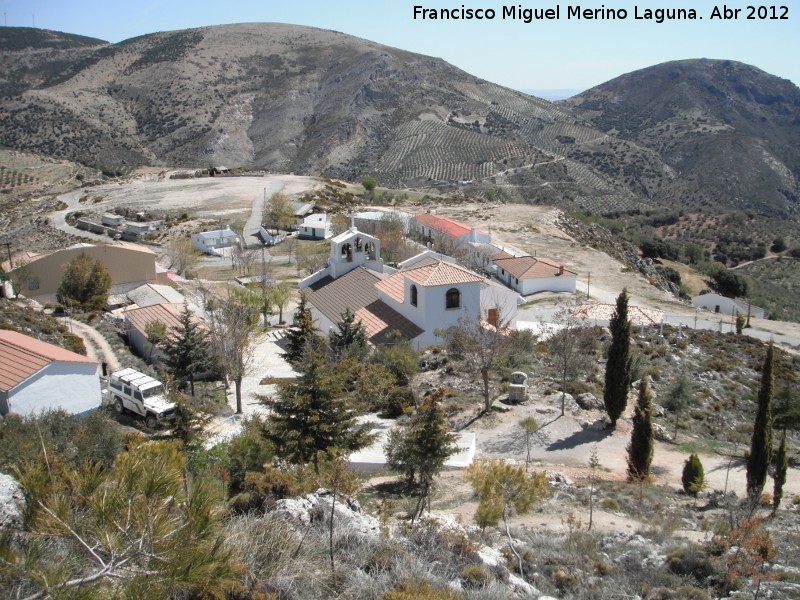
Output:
[[108, 368, 176, 428]]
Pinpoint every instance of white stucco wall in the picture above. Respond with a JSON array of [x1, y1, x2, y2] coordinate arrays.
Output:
[[519, 274, 577, 295], [691, 294, 765, 319], [4, 362, 101, 416], [496, 271, 576, 296], [381, 279, 482, 348], [480, 283, 520, 328]]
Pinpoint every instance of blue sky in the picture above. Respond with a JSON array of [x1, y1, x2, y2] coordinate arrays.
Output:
[[2, 1, 797, 92]]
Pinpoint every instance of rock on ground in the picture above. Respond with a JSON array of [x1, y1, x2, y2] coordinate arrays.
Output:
[[0, 473, 26, 531]]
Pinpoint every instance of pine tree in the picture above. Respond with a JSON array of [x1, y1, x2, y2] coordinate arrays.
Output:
[[329, 308, 370, 362], [747, 343, 774, 502], [282, 291, 321, 367], [682, 453, 705, 496], [266, 347, 372, 473], [604, 288, 633, 428], [772, 429, 788, 515], [384, 388, 457, 519], [160, 305, 214, 396], [465, 459, 548, 578], [626, 376, 654, 482], [664, 369, 694, 441], [56, 252, 112, 312]]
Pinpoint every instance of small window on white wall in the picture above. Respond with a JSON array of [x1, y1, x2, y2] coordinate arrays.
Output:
[[446, 288, 460, 309], [410, 285, 418, 307]]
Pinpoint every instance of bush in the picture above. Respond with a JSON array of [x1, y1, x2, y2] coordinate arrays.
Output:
[[667, 544, 715, 581], [381, 579, 463, 600], [682, 454, 705, 496], [460, 563, 492, 588]]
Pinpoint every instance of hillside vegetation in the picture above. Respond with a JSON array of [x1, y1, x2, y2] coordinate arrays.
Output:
[[2, 30, 798, 224]]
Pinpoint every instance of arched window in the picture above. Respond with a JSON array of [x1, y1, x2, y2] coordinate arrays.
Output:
[[410, 285, 418, 307], [446, 288, 460, 309]]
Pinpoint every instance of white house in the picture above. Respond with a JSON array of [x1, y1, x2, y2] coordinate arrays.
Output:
[[298, 213, 334, 240], [299, 228, 517, 349], [191, 228, 241, 256], [413, 212, 490, 250], [0, 330, 102, 416], [692, 293, 765, 319], [493, 255, 577, 296], [102, 213, 124, 227]]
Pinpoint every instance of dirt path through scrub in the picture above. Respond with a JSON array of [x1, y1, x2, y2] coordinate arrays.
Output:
[[66, 319, 121, 372]]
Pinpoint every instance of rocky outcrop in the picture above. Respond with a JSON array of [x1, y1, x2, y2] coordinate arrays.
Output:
[[273, 489, 381, 537], [0, 473, 26, 531]]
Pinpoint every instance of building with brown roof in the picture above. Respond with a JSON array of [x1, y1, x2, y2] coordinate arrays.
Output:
[[123, 303, 188, 365], [0, 330, 101, 416], [5, 242, 158, 303], [299, 227, 519, 349], [493, 254, 577, 296], [413, 212, 490, 253]]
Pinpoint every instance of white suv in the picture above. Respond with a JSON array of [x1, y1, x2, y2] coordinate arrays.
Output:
[[109, 368, 176, 428]]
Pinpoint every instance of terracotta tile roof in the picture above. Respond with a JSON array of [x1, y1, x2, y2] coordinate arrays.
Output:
[[356, 301, 423, 345], [377, 260, 484, 300], [124, 303, 186, 336], [493, 255, 575, 279], [0, 329, 97, 392], [305, 268, 421, 344], [415, 213, 472, 239], [572, 303, 663, 325], [375, 273, 406, 303], [113, 241, 156, 255], [403, 261, 485, 287], [1, 251, 43, 273]]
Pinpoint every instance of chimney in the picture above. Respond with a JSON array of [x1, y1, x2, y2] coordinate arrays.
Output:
[[558, 265, 564, 276]]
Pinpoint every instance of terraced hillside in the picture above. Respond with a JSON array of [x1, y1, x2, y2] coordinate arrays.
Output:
[[0, 23, 643, 209], [564, 59, 800, 217]]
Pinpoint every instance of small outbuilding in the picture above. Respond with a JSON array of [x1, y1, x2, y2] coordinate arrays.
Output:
[[691, 293, 764, 319], [191, 228, 241, 256], [493, 255, 576, 295], [0, 330, 102, 416]]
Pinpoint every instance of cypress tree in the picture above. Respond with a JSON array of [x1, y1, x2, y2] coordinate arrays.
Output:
[[682, 453, 705, 496], [626, 376, 654, 482], [772, 429, 788, 515], [282, 291, 321, 367], [604, 288, 633, 427], [747, 343, 774, 502]]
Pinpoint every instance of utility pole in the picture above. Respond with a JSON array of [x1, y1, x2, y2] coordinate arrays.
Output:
[[4, 241, 12, 269], [586, 271, 591, 299], [746, 297, 752, 328]]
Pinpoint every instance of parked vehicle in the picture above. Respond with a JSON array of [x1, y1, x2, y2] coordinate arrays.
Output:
[[108, 368, 175, 428]]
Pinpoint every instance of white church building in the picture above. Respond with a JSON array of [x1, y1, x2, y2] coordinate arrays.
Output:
[[298, 228, 519, 349]]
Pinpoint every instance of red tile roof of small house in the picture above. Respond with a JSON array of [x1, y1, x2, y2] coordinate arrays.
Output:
[[493, 255, 575, 279], [415, 213, 473, 239], [0, 329, 96, 392]]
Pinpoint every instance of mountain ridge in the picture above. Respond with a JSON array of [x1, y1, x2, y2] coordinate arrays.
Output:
[[1, 25, 798, 219]]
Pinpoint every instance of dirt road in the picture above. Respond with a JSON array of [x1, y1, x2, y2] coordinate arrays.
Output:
[[65, 318, 121, 372]]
